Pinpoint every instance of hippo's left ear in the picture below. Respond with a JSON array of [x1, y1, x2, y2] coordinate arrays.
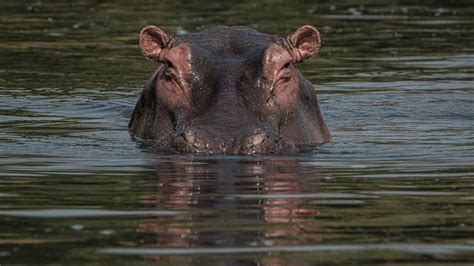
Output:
[[286, 25, 321, 63], [139, 25, 173, 62]]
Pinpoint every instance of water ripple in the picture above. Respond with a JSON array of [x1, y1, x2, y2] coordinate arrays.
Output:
[[361, 191, 467, 196], [0, 209, 184, 218], [100, 243, 474, 256], [230, 193, 377, 199]]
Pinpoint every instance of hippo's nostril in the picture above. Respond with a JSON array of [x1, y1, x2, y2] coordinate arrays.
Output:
[[192, 139, 206, 150], [182, 131, 207, 151], [252, 133, 266, 146], [183, 131, 196, 145], [245, 132, 267, 148]]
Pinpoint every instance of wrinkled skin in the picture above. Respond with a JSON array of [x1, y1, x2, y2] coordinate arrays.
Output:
[[129, 25, 331, 154]]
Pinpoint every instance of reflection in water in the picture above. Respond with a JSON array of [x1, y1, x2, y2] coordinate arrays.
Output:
[[137, 159, 321, 263]]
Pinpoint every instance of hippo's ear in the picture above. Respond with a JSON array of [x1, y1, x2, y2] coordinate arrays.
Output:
[[139, 25, 172, 62], [286, 25, 321, 63]]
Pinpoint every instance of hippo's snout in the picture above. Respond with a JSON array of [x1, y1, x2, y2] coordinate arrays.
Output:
[[173, 129, 272, 154], [174, 131, 207, 152]]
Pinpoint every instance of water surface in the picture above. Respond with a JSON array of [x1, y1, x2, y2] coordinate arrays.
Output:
[[0, 1, 473, 264]]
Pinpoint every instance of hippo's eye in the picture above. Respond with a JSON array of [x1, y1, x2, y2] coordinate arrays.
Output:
[[165, 60, 174, 69], [272, 61, 292, 89], [277, 61, 292, 81], [163, 60, 177, 80]]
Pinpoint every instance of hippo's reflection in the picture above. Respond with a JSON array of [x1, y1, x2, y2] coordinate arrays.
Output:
[[136, 158, 322, 263]]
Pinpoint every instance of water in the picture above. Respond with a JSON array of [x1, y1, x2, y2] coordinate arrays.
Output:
[[1, 1, 473, 264]]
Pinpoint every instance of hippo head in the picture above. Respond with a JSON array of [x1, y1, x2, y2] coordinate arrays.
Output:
[[129, 25, 331, 154]]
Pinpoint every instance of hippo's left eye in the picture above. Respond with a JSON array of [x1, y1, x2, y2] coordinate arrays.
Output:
[[163, 60, 178, 80], [165, 60, 174, 69]]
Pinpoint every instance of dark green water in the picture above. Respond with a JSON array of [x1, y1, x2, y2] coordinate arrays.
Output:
[[1, 1, 473, 264]]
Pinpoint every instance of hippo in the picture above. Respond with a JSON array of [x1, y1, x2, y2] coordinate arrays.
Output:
[[129, 24, 331, 154]]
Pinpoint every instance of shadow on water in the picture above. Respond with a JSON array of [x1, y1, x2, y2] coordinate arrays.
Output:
[[0, 0, 473, 264]]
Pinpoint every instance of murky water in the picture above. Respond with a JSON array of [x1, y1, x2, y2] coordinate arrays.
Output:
[[1, 1, 473, 264]]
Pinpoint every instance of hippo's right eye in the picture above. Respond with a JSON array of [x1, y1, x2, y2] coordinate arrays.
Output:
[[277, 61, 292, 81]]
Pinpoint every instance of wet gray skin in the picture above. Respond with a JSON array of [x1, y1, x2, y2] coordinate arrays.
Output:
[[129, 25, 331, 154], [1, 1, 474, 265]]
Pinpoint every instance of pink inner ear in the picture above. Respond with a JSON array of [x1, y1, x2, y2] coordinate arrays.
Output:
[[296, 29, 319, 53], [289, 25, 321, 62], [140, 26, 171, 62]]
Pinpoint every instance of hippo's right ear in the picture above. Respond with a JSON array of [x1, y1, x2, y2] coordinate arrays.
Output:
[[139, 25, 172, 62]]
